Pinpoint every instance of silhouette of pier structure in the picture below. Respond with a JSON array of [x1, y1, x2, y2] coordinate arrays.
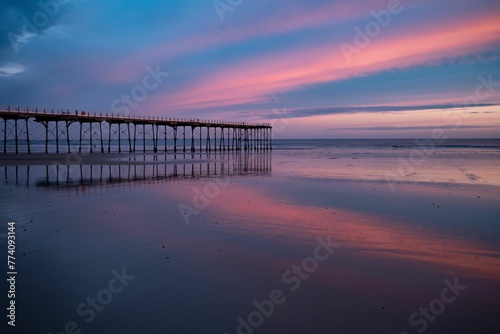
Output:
[[0, 108, 272, 154]]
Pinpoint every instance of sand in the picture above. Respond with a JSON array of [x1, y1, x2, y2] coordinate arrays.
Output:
[[1, 148, 499, 334]]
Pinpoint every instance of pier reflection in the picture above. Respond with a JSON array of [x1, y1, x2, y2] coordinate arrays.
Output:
[[1, 153, 271, 188]]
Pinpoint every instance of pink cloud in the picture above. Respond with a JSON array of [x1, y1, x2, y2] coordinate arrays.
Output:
[[91, 0, 392, 84], [143, 11, 500, 112]]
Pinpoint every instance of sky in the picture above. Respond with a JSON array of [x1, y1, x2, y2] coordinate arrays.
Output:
[[1, 0, 500, 138]]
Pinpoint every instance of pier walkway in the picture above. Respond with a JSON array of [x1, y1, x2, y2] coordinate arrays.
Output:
[[0, 108, 272, 154]]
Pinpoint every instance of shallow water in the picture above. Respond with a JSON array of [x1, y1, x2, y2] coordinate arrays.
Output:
[[1, 140, 499, 334]]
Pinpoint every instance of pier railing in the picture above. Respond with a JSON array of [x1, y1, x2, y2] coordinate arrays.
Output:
[[0, 108, 272, 154]]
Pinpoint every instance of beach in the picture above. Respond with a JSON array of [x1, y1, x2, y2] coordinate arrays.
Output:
[[1, 139, 500, 333], [3, 0, 500, 332]]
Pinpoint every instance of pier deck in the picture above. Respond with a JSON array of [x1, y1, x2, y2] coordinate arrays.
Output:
[[0, 108, 272, 154]]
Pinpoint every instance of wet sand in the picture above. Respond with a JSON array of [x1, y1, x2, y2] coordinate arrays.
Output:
[[1, 148, 499, 333]]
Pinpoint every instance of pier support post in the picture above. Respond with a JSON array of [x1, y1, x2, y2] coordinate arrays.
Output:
[[232, 128, 235, 151], [173, 126, 177, 153], [45, 122, 50, 154], [55, 121, 59, 153], [79, 122, 82, 153], [206, 127, 210, 152], [153, 124, 158, 153], [258, 129, 261, 151], [220, 127, 224, 152], [183, 126, 186, 153], [66, 121, 71, 153], [133, 124, 137, 152], [191, 126, 195, 152], [90, 122, 93, 153], [108, 123, 112, 153], [100, 122, 104, 153], [143, 124, 146, 153], [14, 119, 18, 154], [199, 127, 202, 152], [164, 125, 167, 153], [245, 129, 248, 151], [214, 127, 217, 152], [118, 123, 121, 153], [3, 119, 6, 154], [128, 123, 132, 153], [26, 118, 30, 154]]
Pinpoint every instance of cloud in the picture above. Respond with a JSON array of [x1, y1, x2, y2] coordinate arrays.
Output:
[[260, 104, 500, 119], [465, 173, 480, 181], [0, 62, 25, 76], [0, 0, 71, 54], [89, 1, 385, 84], [147, 10, 500, 112], [327, 125, 500, 131], [1, 0, 499, 141]]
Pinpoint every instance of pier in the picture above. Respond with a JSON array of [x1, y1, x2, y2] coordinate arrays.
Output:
[[0, 108, 272, 154]]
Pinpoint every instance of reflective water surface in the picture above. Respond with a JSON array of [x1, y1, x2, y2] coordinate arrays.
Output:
[[1, 142, 499, 334]]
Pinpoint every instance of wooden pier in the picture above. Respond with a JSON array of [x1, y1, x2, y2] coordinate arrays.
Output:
[[0, 108, 272, 154]]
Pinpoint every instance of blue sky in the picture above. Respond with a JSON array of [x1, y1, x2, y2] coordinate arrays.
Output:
[[1, 0, 500, 138]]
